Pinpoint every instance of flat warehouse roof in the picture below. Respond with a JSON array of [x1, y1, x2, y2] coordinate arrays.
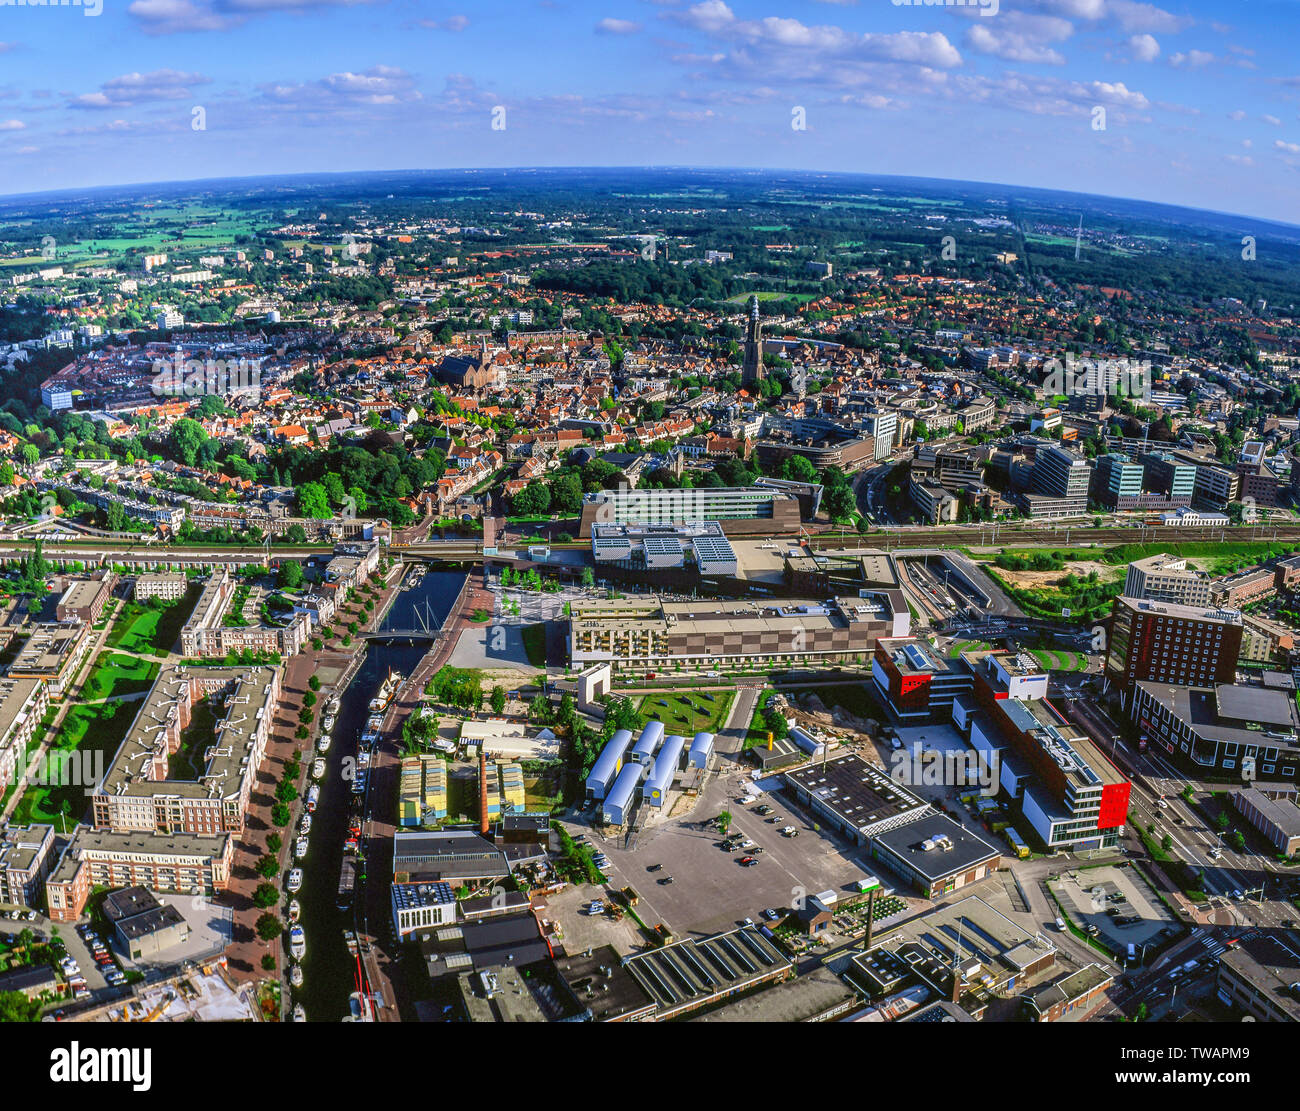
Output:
[[786, 753, 928, 832], [871, 813, 1002, 881]]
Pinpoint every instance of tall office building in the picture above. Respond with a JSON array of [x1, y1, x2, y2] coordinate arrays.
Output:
[[1030, 444, 1091, 499], [742, 295, 765, 388], [1123, 554, 1213, 607], [1105, 596, 1242, 698]]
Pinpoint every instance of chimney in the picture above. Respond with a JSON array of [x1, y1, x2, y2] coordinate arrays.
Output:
[[479, 748, 490, 835]]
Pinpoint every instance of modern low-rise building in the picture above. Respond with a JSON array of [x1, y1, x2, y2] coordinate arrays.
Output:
[[569, 593, 909, 672]]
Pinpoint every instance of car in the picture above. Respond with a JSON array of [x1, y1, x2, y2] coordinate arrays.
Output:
[[1232, 889, 1245, 901], [721, 843, 735, 852], [741, 917, 755, 927], [738, 855, 755, 865], [657, 876, 674, 885], [647, 863, 663, 872], [762, 908, 780, 921], [1157, 799, 1169, 809], [766, 816, 781, 824]]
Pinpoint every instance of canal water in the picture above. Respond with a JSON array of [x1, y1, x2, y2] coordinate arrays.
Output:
[[295, 567, 467, 1022]]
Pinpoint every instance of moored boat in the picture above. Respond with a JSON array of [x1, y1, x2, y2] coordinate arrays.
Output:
[[289, 924, 305, 960]]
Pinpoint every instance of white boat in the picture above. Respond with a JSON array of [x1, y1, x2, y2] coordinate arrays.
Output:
[[287, 899, 301, 922], [311, 758, 325, 780], [286, 869, 303, 894], [306, 786, 319, 813], [289, 964, 303, 988], [317, 733, 332, 753], [289, 924, 305, 960], [292, 1004, 306, 1023], [294, 837, 309, 860], [327, 696, 341, 715], [369, 670, 400, 713], [323, 715, 336, 732], [300, 814, 312, 836]]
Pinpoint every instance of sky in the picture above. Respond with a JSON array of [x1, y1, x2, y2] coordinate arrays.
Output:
[[0, 0, 1299, 223]]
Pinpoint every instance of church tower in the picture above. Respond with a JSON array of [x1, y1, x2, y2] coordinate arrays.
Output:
[[742, 295, 765, 387]]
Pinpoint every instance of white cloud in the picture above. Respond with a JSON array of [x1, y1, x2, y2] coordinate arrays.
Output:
[[1107, 0, 1185, 33], [1227, 109, 1246, 121], [1169, 50, 1214, 68], [418, 15, 469, 32], [69, 69, 211, 109], [0, 120, 24, 131], [596, 18, 642, 34], [1276, 140, 1300, 154], [965, 14, 1073, 66], [672, 1, 963, 68], [1128, 34, 1159, 63], [1262, 115, 1282, 126]]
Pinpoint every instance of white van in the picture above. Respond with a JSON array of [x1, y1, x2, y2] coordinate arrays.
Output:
[[1054, 917, 1066, 931]]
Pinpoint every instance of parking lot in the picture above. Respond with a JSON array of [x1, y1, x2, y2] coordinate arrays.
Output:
[[571, 771, 874, 937], [1052, 864, 1178, 953]]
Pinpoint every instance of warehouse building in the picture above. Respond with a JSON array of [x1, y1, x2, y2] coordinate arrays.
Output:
[[869, 814, 1002, 899], [784, 753, 930, 844], [585, 729, 634, 802], [1216, 931, 1300, 1021], [1230, 787, 1300, 855], [602, 761, 645, 826], [622, 926, 793, 1021]]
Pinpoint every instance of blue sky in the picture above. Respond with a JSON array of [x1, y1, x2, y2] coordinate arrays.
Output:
[[1, 0, 1298, 222]]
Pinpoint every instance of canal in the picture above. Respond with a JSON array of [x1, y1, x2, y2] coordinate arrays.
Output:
[[295, 566, 467, 1022]]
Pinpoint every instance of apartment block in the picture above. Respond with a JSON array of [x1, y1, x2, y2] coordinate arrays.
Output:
[[91, 664, 280, 836], [1105, 596, 1242, 695], [1123, 554, 1213, 608]]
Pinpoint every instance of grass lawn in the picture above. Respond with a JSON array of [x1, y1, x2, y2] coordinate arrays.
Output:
[[106, 587, 200, 656], [10, 700, 137, 826], [520, 623, 548, 667], [82, 652, 160, 701], [744, 689, 777, 750], [637, 690, 734, 738], [169, 698, 219, 780], [948, 640, 991, 658]]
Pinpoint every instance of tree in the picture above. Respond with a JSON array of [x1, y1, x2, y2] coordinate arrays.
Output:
[[297, 481, 332, 520], [308, 675, 321, 692], [512, 481, 551, 516], [266, 832, 282, 853], [171, 418, 208, 467], [717, 810, 733, 837], [255, 913, 283, 942], [20, 443, 38, 468], [255, 855, 279, 879], [302, 691, 316, 708], [253, 882, 280, 907], [580, 566, 595, 587], [0, 990, 39, 1023], [277, 560, 304, 589], [261, 954, 277, 971], [490, 685, 507, 714], [272, 802, 291, 826], [782, 454, 818, 484]]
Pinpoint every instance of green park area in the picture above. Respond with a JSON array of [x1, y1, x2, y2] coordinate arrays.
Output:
[[637, 690, 734, 738], [9, 699, 136, 827], [105, 589, 198, 657], [82, 652, 161, 701], [1029, 648, 1087, 672]]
